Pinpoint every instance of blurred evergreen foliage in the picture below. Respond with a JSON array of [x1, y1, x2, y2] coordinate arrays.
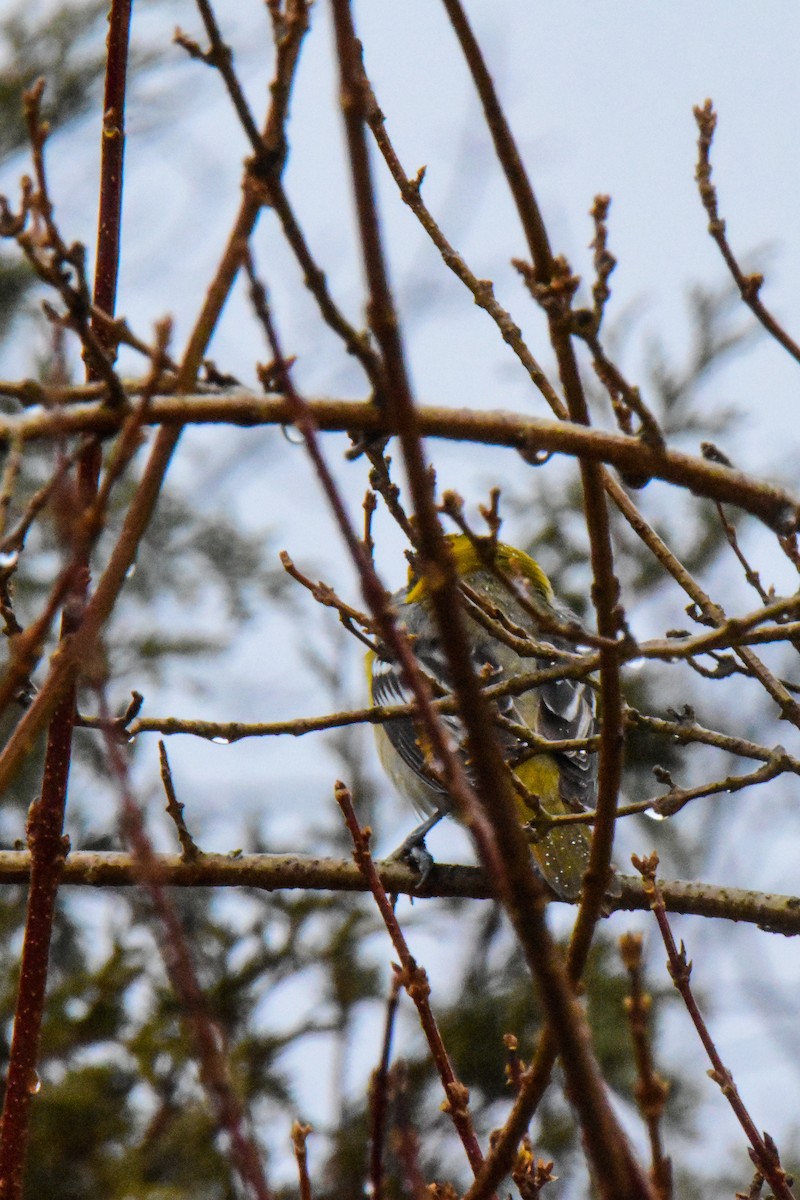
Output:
[[0, 2, 110, 163]]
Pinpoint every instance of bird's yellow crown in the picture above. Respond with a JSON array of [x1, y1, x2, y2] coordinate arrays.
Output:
[[405, 533, 553, 605]]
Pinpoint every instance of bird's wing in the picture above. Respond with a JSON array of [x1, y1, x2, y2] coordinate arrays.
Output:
[[370, 644, 453, 799], [528, 671, 597, 811]]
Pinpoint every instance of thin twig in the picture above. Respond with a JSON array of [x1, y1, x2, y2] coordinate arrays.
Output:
[[527, 750, 797, 827], [0, 438, 23, 541], [291, 1121, 313, 1200], [619, 933, 673, 1200], [389, 1061, 429, 1200], [715, 504, 772, 606], [368, 970, 402, 1200], [634, 853, 796, 1200], [178, 3, 263, 154], [158, 741, 203, 862], [590, 193, 616, 330], [335, 781, 489, 1182], [363, 70, 562, 415], [694, 99, 800, 366], [280, 548, 377, 650], [15, 82, 125, 406], [603, 475, 800, 731]]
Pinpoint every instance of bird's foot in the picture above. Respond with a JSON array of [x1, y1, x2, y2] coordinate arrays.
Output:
[[386, 826, 439, 889], [386, 836, 436, 887], [403, 841, 436, 888]]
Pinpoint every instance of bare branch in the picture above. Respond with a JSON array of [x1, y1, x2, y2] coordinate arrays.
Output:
[[694, 99, 800, 366], [635, 854, 796, 1200]]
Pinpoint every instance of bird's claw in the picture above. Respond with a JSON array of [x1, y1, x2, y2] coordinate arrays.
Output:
[[386, 831, 437, 890], [384, 810, 445, 890], [404, 842, 436, 888]]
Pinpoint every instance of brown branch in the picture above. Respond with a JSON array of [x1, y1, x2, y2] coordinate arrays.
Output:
[[609, 479, 800, 735], [366, 448, 416, 542], [619, 933, 673, 1200], [368, 973, 402, 1200], [648, 751, 793, 819], [0, 375, 194, 405], [0, 9, 132, 1191], [279, 549, 376, 648], [585, 330, 666, 458], [329, 0, 406, 422], [336, 8, 653, 1194], [0, 696, 73, 1200], [635, 854, 796, 1200], [173, 1, 309, 396], [91, 0, 131, 347], [363, 74, 562, 414], [0, 848, 793, 929], [0, 438, 23, 541], [626, 707, 796, 766], [261, 0, 310, 166], [14, 83, 125, 407], [590, 193, 616, 330], [0, 558, 85, 721], [716, 503, 772, 606], [0, 443, 84, 558], [292, 1122, 314, 1200], [0, 394, 794, 534], [158, 740, 203, 862], [432, 6, 651, 1192], [539, 750, 800, 828], [1, 394, 792, 533], [336, 783, 488, 1182], [258, 176, 384, 397], [178, 2, 263, 155], [438, 0, 554, 281], [118, 679, 603, 744], [694, 99, 800, 366]]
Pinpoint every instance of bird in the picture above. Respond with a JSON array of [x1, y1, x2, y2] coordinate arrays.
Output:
[[368, 533, 599, 901]]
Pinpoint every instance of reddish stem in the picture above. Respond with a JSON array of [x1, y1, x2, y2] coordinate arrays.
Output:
[[0, 6, 132, 1196]]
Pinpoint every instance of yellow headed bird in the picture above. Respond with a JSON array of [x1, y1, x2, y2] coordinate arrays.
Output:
[[369, 534, 598, 901]]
